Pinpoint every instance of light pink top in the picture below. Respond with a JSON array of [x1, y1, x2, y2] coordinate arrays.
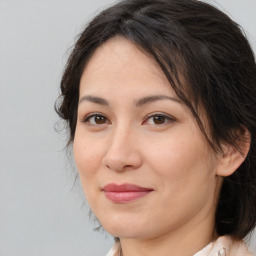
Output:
[[106, 236, 254, 256]]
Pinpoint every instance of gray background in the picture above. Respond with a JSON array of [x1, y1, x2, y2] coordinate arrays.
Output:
[[0, 0, 255, 255]]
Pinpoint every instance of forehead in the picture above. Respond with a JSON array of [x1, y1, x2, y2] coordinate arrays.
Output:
[[79, 36, 174, 95], [83, 36, 159, 73]]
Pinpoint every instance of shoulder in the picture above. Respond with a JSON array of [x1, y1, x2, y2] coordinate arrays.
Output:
[[229, 238, 254, 256], [212, 236, 254, 256]]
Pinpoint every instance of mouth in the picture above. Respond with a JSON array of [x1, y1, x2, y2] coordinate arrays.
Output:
[[102, 183, 153, 203]]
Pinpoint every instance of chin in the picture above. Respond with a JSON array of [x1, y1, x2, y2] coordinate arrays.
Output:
[[99, 214, 149, 239], [105, 227, 148, 239]]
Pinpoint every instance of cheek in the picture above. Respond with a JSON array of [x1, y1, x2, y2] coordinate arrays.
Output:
[[145, 135, 217, 224], [73, 130, 103, 183], [73, 133, 105, 211], [144, 128, 216, 196]]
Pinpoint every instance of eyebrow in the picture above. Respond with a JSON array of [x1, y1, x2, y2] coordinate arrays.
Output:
[[79, 94, 181, 106], [79, 95, 109, 105], [135, 95, 181, 107]]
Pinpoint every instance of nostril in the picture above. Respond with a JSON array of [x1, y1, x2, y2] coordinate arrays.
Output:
[[102, 146, 143, 172], [104, 161, 135, 172], [123, 164, 133, 170]]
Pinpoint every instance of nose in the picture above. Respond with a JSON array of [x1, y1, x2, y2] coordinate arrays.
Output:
[[102, 127, 142, 172]]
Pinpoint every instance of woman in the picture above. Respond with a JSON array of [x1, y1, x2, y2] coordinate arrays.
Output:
[[55, 0, 256, 255]]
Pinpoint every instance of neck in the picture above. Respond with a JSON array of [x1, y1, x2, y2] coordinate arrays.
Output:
[[119, 211, 217, 256]]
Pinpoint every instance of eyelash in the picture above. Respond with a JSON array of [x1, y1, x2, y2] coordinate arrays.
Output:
[[81, 112, 175, 126], [81, 112, 110, 125], [143, 113, 175, 125]]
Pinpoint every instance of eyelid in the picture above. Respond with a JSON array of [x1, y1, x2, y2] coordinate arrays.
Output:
[[143, 112, 176, 125], [80, 111, 175, 125], [81, 112, 110, 124]]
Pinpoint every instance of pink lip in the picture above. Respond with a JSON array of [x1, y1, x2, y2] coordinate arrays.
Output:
[[102, 183, 153, 203]]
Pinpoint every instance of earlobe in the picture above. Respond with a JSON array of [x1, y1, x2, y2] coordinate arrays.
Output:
[[216, 128, 251, 177]]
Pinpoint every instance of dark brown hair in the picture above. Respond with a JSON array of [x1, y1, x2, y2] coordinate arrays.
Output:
[[55, 0, 256, 239]]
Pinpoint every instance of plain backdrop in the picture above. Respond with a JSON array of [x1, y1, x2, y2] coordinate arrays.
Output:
[[1, 0, 255, 255]]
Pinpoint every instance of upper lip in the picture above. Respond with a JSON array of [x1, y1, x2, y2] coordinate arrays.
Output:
[[102, 183, 153, 192]]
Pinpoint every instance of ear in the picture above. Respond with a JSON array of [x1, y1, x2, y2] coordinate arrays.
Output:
[[216, 127, 251, 177]]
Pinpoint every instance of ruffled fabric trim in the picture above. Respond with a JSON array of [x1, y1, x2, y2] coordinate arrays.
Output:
[[106, 236, 255, 256], [106, 242, 120, 256], [194, 236, 254, 256]]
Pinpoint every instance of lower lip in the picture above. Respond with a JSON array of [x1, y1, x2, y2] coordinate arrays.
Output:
[[104, 191, 152, 203]]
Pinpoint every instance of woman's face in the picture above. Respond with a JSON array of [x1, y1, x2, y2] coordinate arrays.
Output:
[[73, 36, 222, 240]]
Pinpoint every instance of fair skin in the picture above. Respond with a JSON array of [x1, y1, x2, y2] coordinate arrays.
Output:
[[73, 36, 246, 256]]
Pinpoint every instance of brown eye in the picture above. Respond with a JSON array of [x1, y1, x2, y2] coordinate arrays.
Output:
[[152, 115, 166, 124], [83, 114, 109, 125], [94, 115, 107, 124], [143, 113, 175, 126]]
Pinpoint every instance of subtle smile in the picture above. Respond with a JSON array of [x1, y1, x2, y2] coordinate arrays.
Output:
[[102, 183, 154, 203]]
